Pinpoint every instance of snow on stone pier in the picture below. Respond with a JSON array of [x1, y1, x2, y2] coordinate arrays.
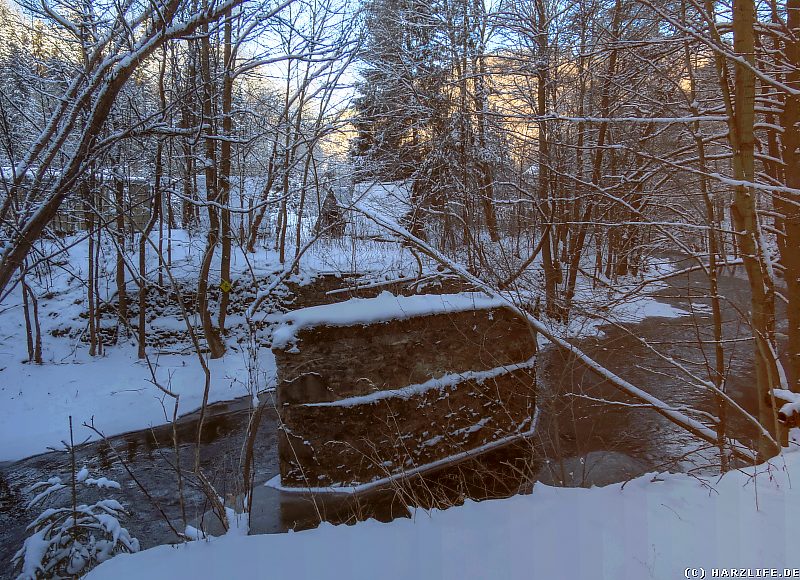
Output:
[[270, 291, 506, 351]]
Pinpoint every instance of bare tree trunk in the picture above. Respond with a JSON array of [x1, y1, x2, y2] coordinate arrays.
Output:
[[197, 14, 225, 359], [218, 11, 234, 332], [733, 0, 781, 450], [704, 0, 782, 453], [138, 152, 162, 360], [474, 41, 499, 242], [181, 100, 196, 229], [114, 174, 127, 339], [0, 1, 236, 301], [778, 0, 800, 393], [84, 181, 98, 357], [29, 282, 42, 363], [94, 188, 103, 356], [295, 151, 313, 259], [246, 140, 279, 253], [21, 270, 34, 362], [563, 0, 622, 312], [534, 0, 560, 319], [683, 10, 728, 469]]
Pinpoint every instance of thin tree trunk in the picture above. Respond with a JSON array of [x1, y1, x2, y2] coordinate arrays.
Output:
[[563, 0, 622, 312], [29, 282, 42, 363], [534, 0, 560, 319], [682, 9, 729, 469], [218, 11, 234, 331], [138, 152, 162, 360], [474, 44, 498, 242], [115, 174, 127, 339], [84, 181, 98, 357], [21, 270, 34, 361], [197, 14, 225, 359], [778, 0, 800, 393], [246, 140, 280, 253]]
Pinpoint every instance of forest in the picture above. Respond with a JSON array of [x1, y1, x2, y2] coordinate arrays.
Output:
[[0, 0, 798, 578]]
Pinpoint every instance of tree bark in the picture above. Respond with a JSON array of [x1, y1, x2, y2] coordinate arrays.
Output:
[[778, 0, 800, 393], [197, 14, 225, 359], [217, 12, 234, 331], [114, 174, 128, 338]]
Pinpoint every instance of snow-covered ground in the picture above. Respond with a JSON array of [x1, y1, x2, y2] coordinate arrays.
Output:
[[0, 344, 264, 462], [88, 438, 800, 580], [0, 231, 271, 461], [0, 188, 777, 580]]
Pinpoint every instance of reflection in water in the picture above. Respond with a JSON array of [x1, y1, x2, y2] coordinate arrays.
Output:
[[196, 438, 543, 538]]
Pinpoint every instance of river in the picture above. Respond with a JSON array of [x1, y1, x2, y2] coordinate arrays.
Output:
[[0, 260, 776, 577]]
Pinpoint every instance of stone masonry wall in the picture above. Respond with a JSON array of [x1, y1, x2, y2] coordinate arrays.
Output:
[[273, 296, 538, 489]]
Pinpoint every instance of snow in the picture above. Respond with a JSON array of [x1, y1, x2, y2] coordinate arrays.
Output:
[[303, 357, 536, 408], [14, 529, 50, 580], [272, 291, 503, 350], [4, 196, 781, 579], [352, 205, 743, 457], [85, 477, 122, 490], [0, 210, 436, 462], [613, 295, 690, 323], [774, 389, 800, 421], [0, 231, 280, 462], [0, 346, 266, 462], [350, 181, 412, 227], [0, 222, 427, 461], [89, 441, 800, 580]]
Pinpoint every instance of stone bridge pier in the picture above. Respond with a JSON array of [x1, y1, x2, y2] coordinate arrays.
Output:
[[268, 291, 538, 492]]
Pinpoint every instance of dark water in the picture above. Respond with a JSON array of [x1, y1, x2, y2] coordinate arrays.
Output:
[[0, 260, 773, 578], [535, 258, 775, 484], [0, 396, 542, 578], [0, 397, 280, 577]]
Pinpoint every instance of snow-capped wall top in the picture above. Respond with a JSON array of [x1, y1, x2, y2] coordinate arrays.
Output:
[[271, 291, 503, 351]]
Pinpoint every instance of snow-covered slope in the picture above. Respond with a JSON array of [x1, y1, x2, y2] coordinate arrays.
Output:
[[88, 441, 800, 580]]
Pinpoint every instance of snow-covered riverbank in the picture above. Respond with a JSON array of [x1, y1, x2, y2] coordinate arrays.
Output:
[[88, 438, 800, 580], [0, 230, 686, 462]]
